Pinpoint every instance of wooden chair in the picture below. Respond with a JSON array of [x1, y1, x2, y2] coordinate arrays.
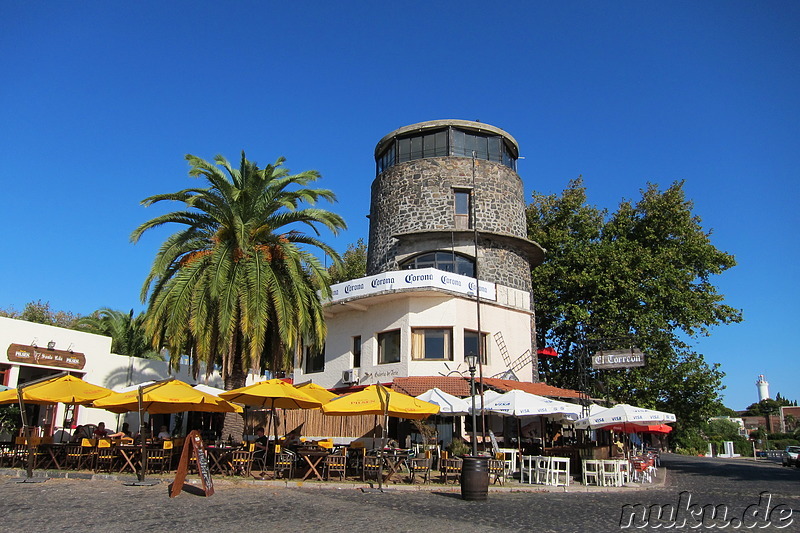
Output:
[[228, 450, 254, 477], [95, 439, 117, 473], [142, 445, 170, 474], [273, 444, 295, 480], [361, 452, 383, 482], [441, 456, 462, 484], [408, 456, 432, 484], [488, 458, 506, 485], [78, 438, 97, 470], [325, 448, 347, 481]]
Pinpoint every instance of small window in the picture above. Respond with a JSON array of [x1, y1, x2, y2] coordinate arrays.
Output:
[[352, 336, 362, 368], [378, 330, 401, 364], [305, 344, 325, 374], [411, 328, 453, 360], [464, 330, 488, 365], [455, 189, 471, 229]]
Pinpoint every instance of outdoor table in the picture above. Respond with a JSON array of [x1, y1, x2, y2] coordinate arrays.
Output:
[[42, 443, 66, 470], [381, 450, 409, 483], [205, 445, 238, 475], [297, 449, 329, 481], [117, 445, 140, 474]]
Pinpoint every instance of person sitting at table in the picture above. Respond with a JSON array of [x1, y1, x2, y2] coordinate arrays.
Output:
[[134, 425, 152, 444], [93, 422, 109, 438], [281, 428, 302, 449], [157, 425, 171, 440], [70, 425, 88, 442], [108, 422, 131, 439], [252, 427, 269, 474]]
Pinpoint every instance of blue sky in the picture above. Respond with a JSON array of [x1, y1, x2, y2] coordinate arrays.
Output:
[[1, 2, 797, 410]]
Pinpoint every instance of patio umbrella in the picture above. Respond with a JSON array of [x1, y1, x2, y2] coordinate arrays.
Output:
[[481, 389, 578, 418], [322, 384, 438, 491], [322, 385, 440, 420], [1, 373, 115, 479], [415, 388, 470, 416], [219, 379, 323, 444], [0, 374, 113, 406], [95, 379, 243, 414], [93, 378, 242, 484], [294, 382, 337, 405], [574, 403, 676, 430]]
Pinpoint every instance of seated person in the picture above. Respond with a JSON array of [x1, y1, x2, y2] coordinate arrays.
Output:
[[70, 425, 88, 442], [157, 425, 171, 440], [253, 427, 269, 457], [93, 422, 109, 438], [281, 429, 302, 449], [134, 425, 152, 444], [108, 422, 131, 439]]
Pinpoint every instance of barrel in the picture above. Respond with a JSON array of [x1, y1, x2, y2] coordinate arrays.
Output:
[[460, 455, 489, 501]]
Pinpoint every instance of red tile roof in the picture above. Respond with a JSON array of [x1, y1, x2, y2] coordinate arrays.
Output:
[[390, 376, 582, 399]]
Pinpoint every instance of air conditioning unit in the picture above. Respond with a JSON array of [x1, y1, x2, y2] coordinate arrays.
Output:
[[342, 368, 359, 384]]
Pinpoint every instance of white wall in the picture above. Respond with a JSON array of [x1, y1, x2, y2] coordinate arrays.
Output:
[[296, 286, 534, 389]]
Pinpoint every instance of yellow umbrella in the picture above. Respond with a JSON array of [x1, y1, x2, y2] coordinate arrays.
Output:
[[322, 384, 440, 420], [94, 379, 243, 414], [219, 379, 323, 444], [294, 382, 337, 405], [219, 379, 322, 409], [0, 374, 112, 406]]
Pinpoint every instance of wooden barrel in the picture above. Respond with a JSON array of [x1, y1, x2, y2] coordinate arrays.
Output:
[[460, 456, 489, 501]]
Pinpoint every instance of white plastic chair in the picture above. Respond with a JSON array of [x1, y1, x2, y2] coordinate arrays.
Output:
[[603, 460, 626, 486], [548, 457, 570, 486], [520, 455, 536, 484], [534, 455, 551, 484], [582, 459, 602, 486]]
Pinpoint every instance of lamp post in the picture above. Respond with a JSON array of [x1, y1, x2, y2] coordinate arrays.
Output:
[[465, 352, 479, 457]]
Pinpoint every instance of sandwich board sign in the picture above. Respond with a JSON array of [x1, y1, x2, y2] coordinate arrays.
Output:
[[170, 430, 214, 497]]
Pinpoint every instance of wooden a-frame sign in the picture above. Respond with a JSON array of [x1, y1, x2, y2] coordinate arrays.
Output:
[[170, 430, 214, 497]]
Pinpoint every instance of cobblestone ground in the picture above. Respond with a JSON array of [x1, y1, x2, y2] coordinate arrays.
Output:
[[1, 455, 797, 532]]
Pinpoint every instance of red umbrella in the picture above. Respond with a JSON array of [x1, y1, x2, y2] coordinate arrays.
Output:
[[608, 423, 673, 434]]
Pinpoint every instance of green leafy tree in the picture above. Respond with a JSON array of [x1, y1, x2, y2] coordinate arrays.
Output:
[[77, 308, 162, 360], [328, 238, 367, 283], [527, 178, 742, 435], [0, 300, 80, 329], [132, 152, 346, 390]]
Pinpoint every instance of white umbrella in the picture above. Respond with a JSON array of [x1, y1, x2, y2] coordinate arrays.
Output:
[[574, 403, 676, 430], [468, 388, 503, 412], [415, 388, 470, 416], [481, 389, 578, 417], [192, 384, 227, 396], [559, 403, 608, 423]]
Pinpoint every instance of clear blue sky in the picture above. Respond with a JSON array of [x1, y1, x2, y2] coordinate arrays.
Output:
[[2, 2, 797, 411]]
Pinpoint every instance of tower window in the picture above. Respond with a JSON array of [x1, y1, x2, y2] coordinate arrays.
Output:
[[455, 189, 471, 229], [400, 251, 474, 277]]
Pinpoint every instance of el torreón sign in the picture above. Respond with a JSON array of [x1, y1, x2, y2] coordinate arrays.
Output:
[[592, 348, 645, 370]]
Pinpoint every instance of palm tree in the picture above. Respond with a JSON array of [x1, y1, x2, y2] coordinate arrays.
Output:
[[77, 308, 162, 360], [131, 152, 345, 392]]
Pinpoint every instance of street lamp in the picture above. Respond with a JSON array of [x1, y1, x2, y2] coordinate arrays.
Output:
[[465, 352, 479, 457]]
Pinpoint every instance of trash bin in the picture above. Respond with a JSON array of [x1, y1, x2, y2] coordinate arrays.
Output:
[[460, 455, 489, 501]]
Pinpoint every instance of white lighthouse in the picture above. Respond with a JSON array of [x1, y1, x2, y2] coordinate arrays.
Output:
[[756, 374, 770, 402]]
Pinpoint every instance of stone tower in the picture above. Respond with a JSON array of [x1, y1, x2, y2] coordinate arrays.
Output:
[[367, 119, 543, 292]]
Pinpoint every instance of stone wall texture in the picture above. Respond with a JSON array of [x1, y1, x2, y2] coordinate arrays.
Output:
[[367, 156, 533, 293]]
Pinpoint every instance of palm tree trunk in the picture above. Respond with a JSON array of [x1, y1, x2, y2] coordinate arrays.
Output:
[[220, 349, 247, 442]]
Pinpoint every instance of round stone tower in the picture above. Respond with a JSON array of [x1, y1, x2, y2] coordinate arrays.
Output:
[[367, 119, 544, 293]]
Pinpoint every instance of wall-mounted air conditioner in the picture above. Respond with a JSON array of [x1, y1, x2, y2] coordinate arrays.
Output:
[[342, 368, 359, 384]]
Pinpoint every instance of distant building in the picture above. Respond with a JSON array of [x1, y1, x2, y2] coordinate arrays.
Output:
[[292, 120, 546, 390]]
